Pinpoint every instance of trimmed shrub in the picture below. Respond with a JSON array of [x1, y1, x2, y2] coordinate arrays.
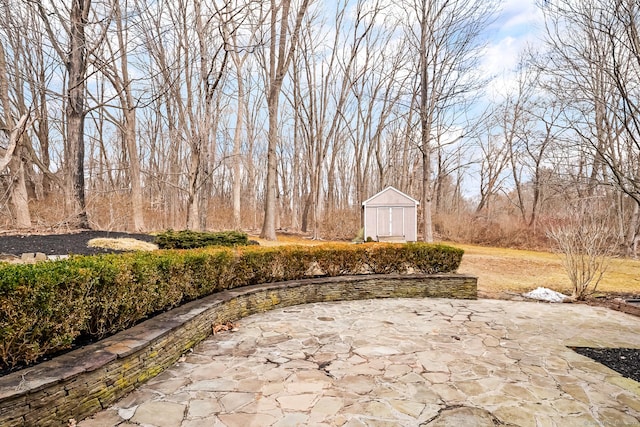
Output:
[[313, 244, 367, 276], [0, 262, 93, 368], [365, 244, 408, 274], [406, 243, 464, 273], [0, 242, 462, 371], [79, 250, 237, 338], [230, 246, 313, 286], [154, 229, 250, 249]]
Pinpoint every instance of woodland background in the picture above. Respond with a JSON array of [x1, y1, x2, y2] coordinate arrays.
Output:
[[1, 0, 640, 254]]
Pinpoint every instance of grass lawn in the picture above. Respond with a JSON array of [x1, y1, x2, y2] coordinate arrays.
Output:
[[251, 233, 640, 299], [451, 242, 640, 299]]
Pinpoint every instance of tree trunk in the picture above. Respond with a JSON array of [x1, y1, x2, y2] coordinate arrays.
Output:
[[232, 79, 244, 229], [626, 201, 640, 257], [261, 92, 279, 240], [422, 148, 433, 242], [124, 107, 145, 231], [64, 0, 90, 229], [186, 143, 201, 230], [260, 0, 310, 241], [418, 0, 432, 243], [301, 192, 311, 233], [9, 153, 31, 228], [311, 168, 321, 240], [115, 0, 145, 232], [0, 41, 31, 228]]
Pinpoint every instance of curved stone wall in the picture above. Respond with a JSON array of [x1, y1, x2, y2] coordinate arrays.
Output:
[[0, 273, 476, 426]]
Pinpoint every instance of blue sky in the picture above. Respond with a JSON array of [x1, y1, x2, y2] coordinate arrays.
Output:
[[482, 0, 545, 98]]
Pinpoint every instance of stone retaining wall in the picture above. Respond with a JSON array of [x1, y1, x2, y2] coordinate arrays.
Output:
[[0, 273, 477, 426]]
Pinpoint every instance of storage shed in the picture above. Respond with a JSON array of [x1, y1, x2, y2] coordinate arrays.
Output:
[[362, 186, 419, 242]]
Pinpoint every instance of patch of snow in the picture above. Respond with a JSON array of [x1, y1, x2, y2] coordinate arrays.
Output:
[[523, 287, 569, 303]]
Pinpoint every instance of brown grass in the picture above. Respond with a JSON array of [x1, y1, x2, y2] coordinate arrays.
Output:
[[249, 233, 329, 247], [454, 242, 640, 299]]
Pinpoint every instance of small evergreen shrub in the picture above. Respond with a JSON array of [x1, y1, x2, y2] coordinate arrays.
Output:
[[0, 242, 462, 371], [0, 262, 93, 368], [154, 229, 250, 249], [313, 244, 367, 276], [406, 243, 464, 273]]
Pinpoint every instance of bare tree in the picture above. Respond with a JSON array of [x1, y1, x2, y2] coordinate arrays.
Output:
[[259, 0, 311, 240], [224, 1, 261, 230], [229, 24, 249, 231], [547, 198, 617, 300], [35, 0, 106, 228], [405, 0, 498, 241], [540, 0, 640, 252], [0, 1, 65, 212], [0, 39, 33, 228], [499, 60, 538, 225], [135, 0, 242, 230], [95, 0, 145, 231], [490, 56, 564, 230], [475, 125, 510, 216], [291, 0, 390, 239]]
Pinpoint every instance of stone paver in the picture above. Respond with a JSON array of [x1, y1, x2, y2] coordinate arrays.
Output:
[[79, 299, 640, 426]]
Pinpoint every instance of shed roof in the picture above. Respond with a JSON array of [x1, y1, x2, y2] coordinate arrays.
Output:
[[362, 186, 419, 207]]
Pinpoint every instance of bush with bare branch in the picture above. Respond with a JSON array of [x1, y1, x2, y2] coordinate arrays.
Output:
[[547, 201, 618, 300]]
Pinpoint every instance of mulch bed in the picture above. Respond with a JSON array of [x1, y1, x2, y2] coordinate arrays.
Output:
[[571, 347, 640, 383], [0, 230, 155, 256]]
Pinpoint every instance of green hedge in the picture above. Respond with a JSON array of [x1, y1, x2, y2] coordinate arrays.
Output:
[[154, 229, 251, 249], [0, 243, 463, 371]]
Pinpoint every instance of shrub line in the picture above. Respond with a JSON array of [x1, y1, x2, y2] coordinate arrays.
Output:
[[0, 242, 463, 371]]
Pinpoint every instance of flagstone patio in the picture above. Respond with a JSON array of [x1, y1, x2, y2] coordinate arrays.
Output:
[[79, 298, 640, 426]]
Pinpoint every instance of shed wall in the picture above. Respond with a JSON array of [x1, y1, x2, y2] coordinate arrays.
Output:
[[364, 205, 417, 241]]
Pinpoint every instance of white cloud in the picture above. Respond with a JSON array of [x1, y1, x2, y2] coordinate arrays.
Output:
[[497, 0, 543, 33], [481, 0, 545, 99]]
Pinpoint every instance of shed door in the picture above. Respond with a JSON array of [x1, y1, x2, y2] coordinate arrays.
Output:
[[376, 207, 391, 236], [376, 207, 404, 236], [391, 207, 404, 236]]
